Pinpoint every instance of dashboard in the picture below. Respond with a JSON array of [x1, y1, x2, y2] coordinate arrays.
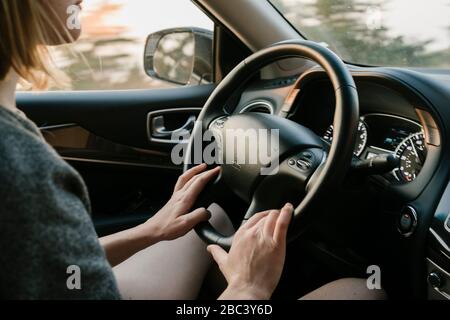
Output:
[[323, 113, 425, 183], [279, 75, 438, 187], [236, 66, 450, 299]]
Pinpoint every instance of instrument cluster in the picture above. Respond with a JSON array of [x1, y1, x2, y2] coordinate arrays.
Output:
[[323, 114, 426, 183]]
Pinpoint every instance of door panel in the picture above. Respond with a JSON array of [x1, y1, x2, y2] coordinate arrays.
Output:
[[17, 85, 213, 148], [73, 161, 179, 236], [16, 85, 214, 235]]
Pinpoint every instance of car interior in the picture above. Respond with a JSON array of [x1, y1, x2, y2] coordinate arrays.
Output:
[[15, 0, 450, 299]]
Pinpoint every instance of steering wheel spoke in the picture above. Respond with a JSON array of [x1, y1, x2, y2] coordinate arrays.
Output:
[[242, 148, 326, 222]]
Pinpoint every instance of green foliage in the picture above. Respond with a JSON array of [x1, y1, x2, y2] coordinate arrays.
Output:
[[271, 0, 450, 68]]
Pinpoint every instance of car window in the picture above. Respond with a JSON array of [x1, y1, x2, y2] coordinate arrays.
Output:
[[26, 0, 213, 91]]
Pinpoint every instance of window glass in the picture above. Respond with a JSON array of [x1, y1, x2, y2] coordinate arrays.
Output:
[[270, 0, 450, 68], [36, 0, 213, 91]]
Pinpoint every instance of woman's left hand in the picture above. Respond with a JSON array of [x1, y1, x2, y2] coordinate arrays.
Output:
[[141, 164, 220, 243]]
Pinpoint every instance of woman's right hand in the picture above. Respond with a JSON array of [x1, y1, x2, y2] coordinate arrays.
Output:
[[141, 164, 220, 243], [208, 203, 293, 300]]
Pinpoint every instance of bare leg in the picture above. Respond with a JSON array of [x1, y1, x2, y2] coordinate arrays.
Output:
[[113, 203, 234, 300], [300, 278, 387, 300]]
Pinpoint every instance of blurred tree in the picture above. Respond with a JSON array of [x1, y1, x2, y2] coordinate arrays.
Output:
[[272, 0, 449, 67], [55, 37, 160, 91]]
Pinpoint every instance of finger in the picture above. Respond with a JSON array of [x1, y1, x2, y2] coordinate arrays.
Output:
[[182, 166, 221, 192], [174, 164, 207, 192], [184, 166, 221, 198], [241, 210, 272, 230], [263, 210, 280, 238], [207, 244, 228, 269], [273, 203, 294, 244], [181, 168, 210, 192], [181, 207, 211, 229]]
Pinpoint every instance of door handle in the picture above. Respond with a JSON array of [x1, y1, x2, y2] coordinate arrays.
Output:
[[147, 108, 201, 144], [151, 115, 196, 139]]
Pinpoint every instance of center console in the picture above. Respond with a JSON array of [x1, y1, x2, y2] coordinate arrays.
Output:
[[428, 182, 450, 299]]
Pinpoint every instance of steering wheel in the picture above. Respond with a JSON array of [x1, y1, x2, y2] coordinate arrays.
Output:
[[183, 40, 359, 250]]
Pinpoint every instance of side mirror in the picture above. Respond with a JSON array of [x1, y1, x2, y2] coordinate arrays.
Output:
[[144, 27, 213, 85]]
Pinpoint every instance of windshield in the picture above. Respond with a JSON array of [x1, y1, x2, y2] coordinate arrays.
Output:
[[269, 0, 450, 68]]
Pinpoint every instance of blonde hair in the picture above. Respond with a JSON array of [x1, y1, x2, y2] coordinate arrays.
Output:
[[0, 0, 72, 89]]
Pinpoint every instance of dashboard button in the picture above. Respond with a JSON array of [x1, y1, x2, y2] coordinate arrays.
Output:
[[399, 214, 413, 231], [428, 272, 444, 289], [398, 206, 418, 237], [297, 159, 311, 170], [300, 151, 314, 160]]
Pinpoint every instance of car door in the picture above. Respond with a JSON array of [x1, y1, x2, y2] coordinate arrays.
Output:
[[15, 0, 215, 236]]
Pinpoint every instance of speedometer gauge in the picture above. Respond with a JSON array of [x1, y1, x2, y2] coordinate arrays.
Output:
[[394, 132, 426, 182], [323, 121, 368, 157]]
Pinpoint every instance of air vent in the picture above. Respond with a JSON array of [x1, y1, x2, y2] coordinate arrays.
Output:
[[240, 101, 274, 115]]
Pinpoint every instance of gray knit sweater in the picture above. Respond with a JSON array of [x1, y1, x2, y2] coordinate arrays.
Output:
[[0, 105, 121, 299]]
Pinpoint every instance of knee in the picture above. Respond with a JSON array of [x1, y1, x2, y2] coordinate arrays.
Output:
[[300, 277, 387, 300]]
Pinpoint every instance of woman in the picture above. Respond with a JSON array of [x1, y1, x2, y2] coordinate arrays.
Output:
[[0, 0, 295, 300], [0, 0, 385, 300]]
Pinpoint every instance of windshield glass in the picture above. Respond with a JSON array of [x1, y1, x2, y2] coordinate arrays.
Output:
[[269, 0, 450, 68]]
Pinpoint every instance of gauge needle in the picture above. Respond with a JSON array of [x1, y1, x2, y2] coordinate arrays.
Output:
[[411, 141, 425, 166], [411, 141, 419, 159]]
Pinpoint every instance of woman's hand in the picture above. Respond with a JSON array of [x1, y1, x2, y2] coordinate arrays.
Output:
[[208, 203, 293, 300], [141, 164, 220, 243]]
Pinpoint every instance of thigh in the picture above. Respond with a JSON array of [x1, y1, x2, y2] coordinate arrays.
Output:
[[113, 203, 234, 300], [300, 278, 387, 300]]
